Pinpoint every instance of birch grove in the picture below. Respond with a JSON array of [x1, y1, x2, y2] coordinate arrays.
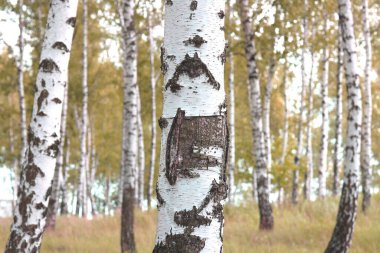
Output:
[[4, 0, 79, 250]]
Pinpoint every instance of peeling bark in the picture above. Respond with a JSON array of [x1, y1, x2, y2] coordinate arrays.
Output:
[[4, 0, 78, 251], [325, 0, 362, 252]]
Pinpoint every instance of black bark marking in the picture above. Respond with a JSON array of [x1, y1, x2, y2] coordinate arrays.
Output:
[[167, 55, 176, 60], [165, 0, 173, 6], [52, 41, 69, 53], [158, 117, 168, 129], [218, 10, 225, 19], [41, 79, 46, 87], [25, 164, 45, 186], [199, 179, 228, 211], [174, 206, 211, 229], [37, 89, 49, 113], [45, 186, 52, 201], [165, 53, 220, 93], [66, 17, 76, 27], [190, 1, 197, 11], [156, 184, 165, 206], [218, 43, 228, 65], [39, 59, 60, 73], [47, 140, 60, 158], [37, 111, 47, 117], [160, 47, 168, 74], [165, 109, 185, 185], [153, 234, 205, 253], [52, 97, 62, 104], [183, 35, 207, 48], [19, 191, 35, 218]]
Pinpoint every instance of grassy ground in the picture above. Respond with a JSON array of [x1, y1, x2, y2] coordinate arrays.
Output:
[[1, 196, 379, 252]]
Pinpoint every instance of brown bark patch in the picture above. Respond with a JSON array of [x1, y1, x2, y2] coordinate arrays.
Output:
[[160, 47, 168, 74], [37, 89, 49, 113], [52, 42, 69, 53], [174, 206, 211, 228], [47, 140, 60, 158], [218, 10, 225, 19], [183, 35, 207, 48], [158, 117, 168, 129], [39, 59, 60, 73], [25, 164, 45, 186], [153, 233, 205, 253], [66, 17, 76, 27], [190, 1, 197, 11]]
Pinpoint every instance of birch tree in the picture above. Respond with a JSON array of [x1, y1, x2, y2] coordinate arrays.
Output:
[[4, 0, 78, 251], [325, 0, 362, 251], [120, 0, 138, 251], [136, 86, 145, 209], [360, 0, 372, 213], [60, 138, 70, 215], [332, 26, 343, 196], [153, 0, 229, 251], [239, 0, 273, 229]]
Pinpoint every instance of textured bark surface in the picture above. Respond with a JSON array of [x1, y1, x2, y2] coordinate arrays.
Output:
[[154, 1, 228, 252], [120, 0, 138, 251], [136, 86, 145, 209], [279, 63, 288, 165], [333, 26, 343, 196], [360, 0, 372, 213], [325, 0, 362, 252], [293, 0, 308, 205], [147, 12, 157, 210], [4, 0, 78, 251], [239, 0, 273, 229], [60, 138, 70, 215]]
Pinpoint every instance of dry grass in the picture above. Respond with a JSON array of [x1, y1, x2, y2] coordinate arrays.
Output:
[[1, 196, 379, 252]]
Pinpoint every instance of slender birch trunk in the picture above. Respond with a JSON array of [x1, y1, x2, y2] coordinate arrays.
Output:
[[90, 141, 97, 216], [4, 0, 78, 250], [239, 0, 273, 230], [45, 79, 69, 229], [333, 26, 343, 196], [279, 63, 288, 164], [85, 122, 92, 215], [60, 138, 70, 215], [78, 0, 88, 218], [293, 0, 308, 205], [136, 86, 145, 209], [304, 49, 315, 201], [318, 38, 329, 199], [9, 118, 19, 211], [325, 0, 362, 251], [120, 0, 138, 251], [17, 0, 27, 168], [360, 0, 372, 213], [153, 1, 228, 251], [225, 0, 236, 204], [147, 11, 157, 210], [105, 175, 110, 215]]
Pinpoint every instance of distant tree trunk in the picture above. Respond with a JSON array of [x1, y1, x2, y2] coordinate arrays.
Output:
[[147, 12, 157, 210], [120, 0, 138, 251], [136, 86, 145, 209], [8, 118, 19, 211], [78, 0, 88, 218], [293, 0, 308, 205], [325, 0, 362, 252], [46, 79, 69, 229], [332, 27, 343, 196], [60, 138, 70, 215], [17, 0, 27, 168], [318, 30, 329, 199], [85, 123, 94, 215], [279, 63, 288, 164], [153, 1, 229, 251], [90, 141, 97, 216], [239, 0, 273, 230], [360, 0, 372, 213], [105, 175, 110, 215], [227, 0, 235, 203], [4, 0, 78, 251]]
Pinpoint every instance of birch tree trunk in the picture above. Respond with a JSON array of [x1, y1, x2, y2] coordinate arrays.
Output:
[[9, 118, 19, 211], [120, 0, 138, 251], [153, 1, 229, 251], [147, 12, 157, 210], [360, 0, 372, 213], [239, 0, 273, 230], [4, 0, 78, 250], [318, 45, 329, 199], [78, 0, 88, 218], [333, 26, 343, 196], [227, 0, 235, 203], [45, 79, 69, 229], [136, 86, 145, 209], [60, 138, 70, 215], [90, 141, 97, 216], [279, 63, 288, 165], [18, 0, 28, 168], [325, 0, 362, 251], [293, 0, 308, 205]]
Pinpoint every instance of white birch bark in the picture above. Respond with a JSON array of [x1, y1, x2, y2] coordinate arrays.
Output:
[[147, 11, 157, 210], [136, 86, 145, 209], [4, 0, 78, 251], [154, 1, 228, 251], [60, 138, 70, 215], [9, 118, 19, 211], [279, 63, 288, 165], [318, 46, 329, 199], [120, 0, 138, 251], [360, 0, 372, 213], [333, 26, 343, 196], [18, 0, 28, 167], [325, 0, 362, 251]]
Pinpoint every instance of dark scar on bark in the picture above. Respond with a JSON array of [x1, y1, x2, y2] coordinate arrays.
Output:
[[166, 0, 173, 6], [52, 42, 69, 53], [45, 186, 52, 200], [167, 55, 176, 60], [153, 233, 205, 253], [174, 206, 211, 229], [160, 47, 168, 74], [218, 10, 225, 19], [41, 79, 46, 87], [52, 98, 62, 104], [39, 59, 60, 73], [218, 43, 228, 65], [158, 117, 168, 129], [165, 108, 185, 185], [183, 35, 207, 48], [156, 184, 165, 206], [165, 53, 220, 93], [190, 1, 197, 11], [66, 17, 76, 28], [25, 164, 45, 186], [37, 89, 49, 113], [47, 139, 60, 158], [19, 191, 35, 217]]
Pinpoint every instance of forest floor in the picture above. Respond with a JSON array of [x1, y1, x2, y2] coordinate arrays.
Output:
[[0, 195, 379, 253]]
